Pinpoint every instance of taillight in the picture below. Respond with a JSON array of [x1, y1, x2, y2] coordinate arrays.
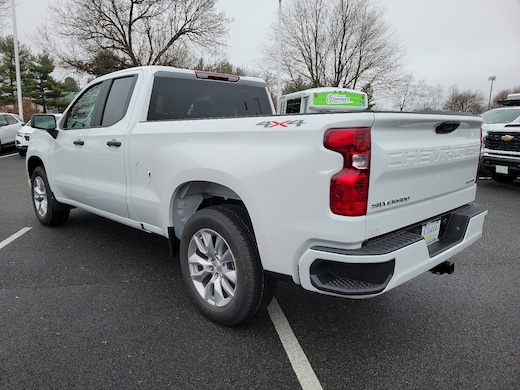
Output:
[[324, 128, 371, 216]]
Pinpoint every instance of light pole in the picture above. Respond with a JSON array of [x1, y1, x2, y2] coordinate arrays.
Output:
[[10, 0, 23, 121], [488, 76, 496, 109], [276, 0, 282, 114]]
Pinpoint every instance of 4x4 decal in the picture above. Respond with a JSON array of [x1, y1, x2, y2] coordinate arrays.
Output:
[[256, 120, 306, 128]]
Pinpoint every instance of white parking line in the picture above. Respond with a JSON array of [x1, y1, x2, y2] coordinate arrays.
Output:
[[268, 298, 323, 390], [0, 152, 18, 159], [0, 227, 32, 250]]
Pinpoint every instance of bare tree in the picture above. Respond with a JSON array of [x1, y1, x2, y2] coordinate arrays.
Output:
[[194, 58, 248, 76], [443, 87, 485, 115], [39, 0, 231, 75], [0, 0, 10, 26], [264, 0, 405, 97], [492, 86, 520, 108], [391, 75, 427, 111], [390, 75, 445, 111], [419, 84, 445, 111]]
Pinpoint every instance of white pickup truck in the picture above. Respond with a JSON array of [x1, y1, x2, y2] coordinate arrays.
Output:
[[480, 93, 520, 182], [26, 66, 487, 325]]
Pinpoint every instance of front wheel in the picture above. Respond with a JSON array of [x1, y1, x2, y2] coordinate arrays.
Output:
[[180, 205, 275, 326], [31, 166, 70, 226]]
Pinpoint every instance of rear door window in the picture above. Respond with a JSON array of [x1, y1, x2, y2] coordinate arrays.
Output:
[[101, 76, 137, 126]]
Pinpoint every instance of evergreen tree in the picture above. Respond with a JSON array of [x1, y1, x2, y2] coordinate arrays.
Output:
[[0, 36, 33, 106], [62, 77, 80, 93], [28, 52, 63, 112]]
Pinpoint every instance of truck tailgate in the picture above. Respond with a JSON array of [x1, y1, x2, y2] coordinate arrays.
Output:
[[366, 112, 482, 238]]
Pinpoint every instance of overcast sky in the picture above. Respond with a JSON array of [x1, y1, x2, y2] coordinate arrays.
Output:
[[4, 0, 520, 99]]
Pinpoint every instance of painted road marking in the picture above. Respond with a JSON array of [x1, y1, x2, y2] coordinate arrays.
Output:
[[0, 152, 18, 159], [268, 298, 323, 390], [0, 227, 32, 250]]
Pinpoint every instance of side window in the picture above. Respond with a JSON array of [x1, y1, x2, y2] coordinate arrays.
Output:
[[5, 115, 17, 125], [285, 98, 302, 114], [0, 115, 7, 126], [101, 76, 136, 126], [63, 83, 103, 130]]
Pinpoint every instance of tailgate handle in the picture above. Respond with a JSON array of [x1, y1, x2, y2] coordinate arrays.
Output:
[[436, 121, 460, 134]]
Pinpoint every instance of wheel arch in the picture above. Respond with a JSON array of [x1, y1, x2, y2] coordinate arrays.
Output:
[[26, 156, 45, 179], [170, 181, 251, 241]]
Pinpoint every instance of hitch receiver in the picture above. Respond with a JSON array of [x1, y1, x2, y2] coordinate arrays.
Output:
[[430, 261, 455, 275]]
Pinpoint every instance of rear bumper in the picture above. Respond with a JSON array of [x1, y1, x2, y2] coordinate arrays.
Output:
[[298, 203, 487, 298]]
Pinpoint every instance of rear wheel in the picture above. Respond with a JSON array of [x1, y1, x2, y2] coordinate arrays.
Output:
[[180, 205, 275, 326], [31, 166, 70, 226]]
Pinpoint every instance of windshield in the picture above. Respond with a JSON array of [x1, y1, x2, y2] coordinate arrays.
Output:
[[481, 108, 520, 124]]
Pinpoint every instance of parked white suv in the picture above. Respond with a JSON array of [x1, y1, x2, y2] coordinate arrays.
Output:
[[16, 114, 61, 156], [0, 113, 24, 153]]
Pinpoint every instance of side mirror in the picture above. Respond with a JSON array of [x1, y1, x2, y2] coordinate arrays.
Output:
[[32, 114, 57, 130], [32, 114, 59, 139]]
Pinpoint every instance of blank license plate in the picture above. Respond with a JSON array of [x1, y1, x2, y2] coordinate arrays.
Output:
[[422, 220, 441, 245], [495, 165, 509, 174]]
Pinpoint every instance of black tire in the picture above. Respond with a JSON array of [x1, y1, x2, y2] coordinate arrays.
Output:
[[30, 166, 70, 226], [491, 173, 517, 183], [180, 205, 275, 326], [18, 149, 26, 157], [223, 205, 276, 312]]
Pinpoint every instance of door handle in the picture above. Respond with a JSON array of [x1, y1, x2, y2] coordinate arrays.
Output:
[[107, 139, 122, 147], [436, 121, 460, 134], [73, 139, 85, 146]]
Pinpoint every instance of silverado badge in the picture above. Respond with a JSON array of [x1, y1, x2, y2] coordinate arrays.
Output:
[[501, 135, 515, 141]]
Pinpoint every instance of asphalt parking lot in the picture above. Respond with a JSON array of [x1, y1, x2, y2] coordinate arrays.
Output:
[[1, 149, 519, 390]]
